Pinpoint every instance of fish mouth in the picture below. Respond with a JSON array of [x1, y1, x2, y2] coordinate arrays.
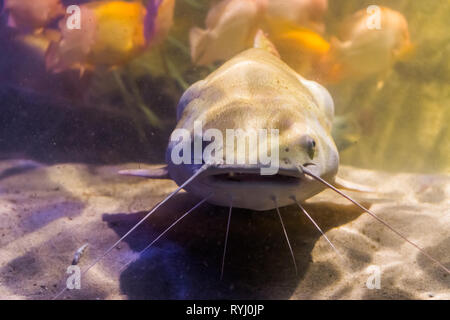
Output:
[[209, 172, 300, 185], [200, 165, 314, 187], [180, 163, 322, 211]]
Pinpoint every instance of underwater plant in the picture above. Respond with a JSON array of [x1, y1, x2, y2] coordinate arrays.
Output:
[[46, 0, 175, 74]]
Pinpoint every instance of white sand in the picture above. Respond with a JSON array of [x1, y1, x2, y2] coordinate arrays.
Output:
[[0, 160, 448, 299]]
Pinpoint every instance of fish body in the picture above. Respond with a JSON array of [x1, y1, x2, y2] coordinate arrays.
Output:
[[45, 0, 175, 73], [265, 24, 330, 76], [145, 0, 175, 45], [85, 1, 148, 66], [125, 48, 339, 211]]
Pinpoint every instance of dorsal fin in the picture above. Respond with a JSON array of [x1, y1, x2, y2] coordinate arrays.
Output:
[[253, 29, 280, 58], [334, 176, 375, 193]]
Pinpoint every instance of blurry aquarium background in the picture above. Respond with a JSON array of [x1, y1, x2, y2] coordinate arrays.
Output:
[[325, 0, 450, 174], [0, 0, 449, 174]]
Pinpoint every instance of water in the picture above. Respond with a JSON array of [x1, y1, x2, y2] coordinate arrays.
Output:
[[326, 0, 450, 173], [0, 0, 449, 300], [1, 0, 448, 173]]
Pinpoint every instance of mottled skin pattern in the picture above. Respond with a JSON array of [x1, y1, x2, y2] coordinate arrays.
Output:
[[167, 48, 339, 210]]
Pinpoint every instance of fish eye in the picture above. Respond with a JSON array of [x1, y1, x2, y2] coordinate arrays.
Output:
[[300, 135, 316, 159]]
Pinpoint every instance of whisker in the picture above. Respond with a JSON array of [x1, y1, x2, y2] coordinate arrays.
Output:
[[274, 198, 298, 276], [53, 164, 210, 300], [298, 165, 450, 275], [119, 194, 213, 272], [292, 197, 343, 260], [220, 197, 233, 280]]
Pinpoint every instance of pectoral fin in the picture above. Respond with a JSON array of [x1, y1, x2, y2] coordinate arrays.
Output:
[[334, 176, 375, 193], [119, 166, 170, 179]]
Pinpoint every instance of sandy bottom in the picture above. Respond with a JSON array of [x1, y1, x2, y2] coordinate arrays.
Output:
[[0, 159, 448, 300]]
